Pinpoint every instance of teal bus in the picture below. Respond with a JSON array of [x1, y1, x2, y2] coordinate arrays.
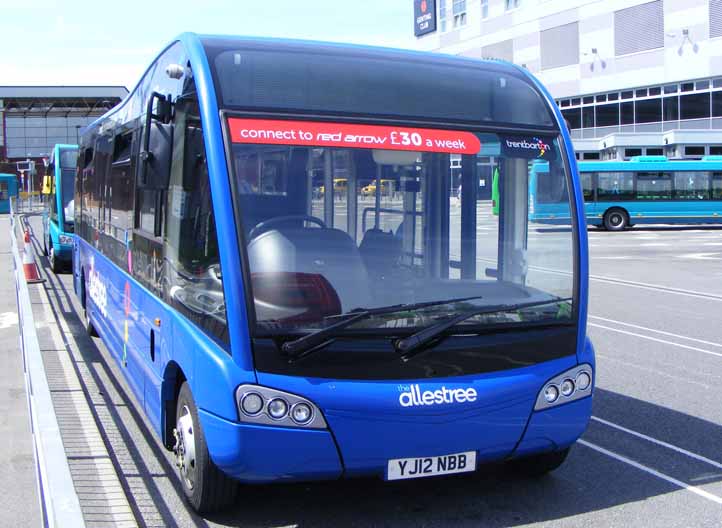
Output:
[[43, 144, 78, 272], [529, 156, 722, 230]]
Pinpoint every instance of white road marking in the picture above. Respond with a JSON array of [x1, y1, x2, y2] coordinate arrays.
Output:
[[703, 242, 722, 246], [589, 323, 722, 358], [578, 440, 722, 505], [640, 243, 670, 247], [589, 316, 722, 348], [0, 311, 18, 329], [589, 275, 722, 301], [591, 417, 722, 470], [594, 256, 633, 260], [678, 252, 722, 260]]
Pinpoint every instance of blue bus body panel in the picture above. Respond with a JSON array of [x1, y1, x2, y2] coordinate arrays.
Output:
[[0, 174, 18, 213], [199, 410, 343, 482], [255, 355, 582, 478], [513, 397, 592, 457]]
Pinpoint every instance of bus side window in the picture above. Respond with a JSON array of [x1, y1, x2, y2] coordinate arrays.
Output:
[[164, 85, 229, 348], [581, 173, 593, 201], [713, 173, 722, 200]]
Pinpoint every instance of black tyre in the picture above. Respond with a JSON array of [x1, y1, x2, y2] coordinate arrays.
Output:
[[81, 274, 98, 337], [509, 447, 570, 477], [603, 208, 628, 231], [49, 246, 61, 274], [174, 382, 237, 514]]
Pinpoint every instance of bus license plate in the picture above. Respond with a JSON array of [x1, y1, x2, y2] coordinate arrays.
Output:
[[386, 451, 476, 481]]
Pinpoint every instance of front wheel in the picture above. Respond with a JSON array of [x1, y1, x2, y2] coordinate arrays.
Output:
[[49, 246, 61, 274], [174, 382, 237, 513], [509, 447, 570, 477], [603, 208, 628, 231]]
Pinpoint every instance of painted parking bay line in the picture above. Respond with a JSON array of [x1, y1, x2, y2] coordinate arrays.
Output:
[[589, 323, 722, 359], [591, 416, 722, 471], [589, 315, 722, 349], [579, 440, 722, 505]]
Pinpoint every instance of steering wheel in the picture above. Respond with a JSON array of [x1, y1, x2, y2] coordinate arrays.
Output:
[[249, 215, 327, 240]]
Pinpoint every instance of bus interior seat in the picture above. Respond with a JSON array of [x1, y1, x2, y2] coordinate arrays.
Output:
[[248, 225, 371, 313], [359, 228, 402, 277]]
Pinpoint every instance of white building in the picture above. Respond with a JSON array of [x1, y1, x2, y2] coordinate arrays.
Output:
[[414, 0, 722, 160]]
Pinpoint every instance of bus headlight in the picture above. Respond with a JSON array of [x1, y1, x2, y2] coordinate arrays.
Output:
[[235, 384, 327, 429], [576, 371, 591, 391], [59, 234, 73, 245], [240, 392, 264, 416], [291, 403, 313, 424], [268, 398, 288, 420], [535, 364, 593, 411]]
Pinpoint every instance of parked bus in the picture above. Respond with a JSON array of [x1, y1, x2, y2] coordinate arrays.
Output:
[[530, 155, 722, 230], [73, 33, 593, 513], [43, 144, 78, 272], [0, 173, 19, 214]]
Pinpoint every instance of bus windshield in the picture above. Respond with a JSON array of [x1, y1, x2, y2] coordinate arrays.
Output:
[[226, 118, 575, 335]]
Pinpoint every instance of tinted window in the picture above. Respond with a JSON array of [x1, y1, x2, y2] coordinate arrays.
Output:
[[581, 172, 593, 200], [210, 46, 555, 127], [562, 108, 581, 129], [621, 102, 634, 125], [635, 98, 661, 123], [636, 173, 671, 200], [663, 97, 679, 121], [713, 92, 722, 117], [597, 172, 634, 201], [674, 172, 710, 200], [164, 92, 228, 346], [713, 174, 722, 199], [595, 103, 619, 127], [582, 106, 594, 128], [680, 93, 711, 119]]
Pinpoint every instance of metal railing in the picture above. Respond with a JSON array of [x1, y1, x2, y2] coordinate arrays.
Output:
[[9, 197, 86, 528]]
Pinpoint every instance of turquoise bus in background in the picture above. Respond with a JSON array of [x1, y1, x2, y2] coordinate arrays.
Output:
[[43, 144, 78, 272], [0, 174, 19, 213], [530, 156, 722, 230]]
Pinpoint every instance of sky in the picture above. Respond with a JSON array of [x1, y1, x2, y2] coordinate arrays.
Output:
[[0, 0, 414, 90]]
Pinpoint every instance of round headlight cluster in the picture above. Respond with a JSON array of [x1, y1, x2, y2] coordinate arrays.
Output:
[[239, 392, 315, 425], [540, 369, 592, 409]]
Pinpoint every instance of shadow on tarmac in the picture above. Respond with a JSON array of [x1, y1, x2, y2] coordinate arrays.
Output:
[[25, 216, 722, 528]]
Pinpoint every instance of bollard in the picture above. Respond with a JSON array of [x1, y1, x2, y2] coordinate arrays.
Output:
[[22, 229, 45, 284]]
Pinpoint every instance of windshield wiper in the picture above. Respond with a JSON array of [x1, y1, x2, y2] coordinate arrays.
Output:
[[281, 295, 484, 360], [395, 297, 573, 361]]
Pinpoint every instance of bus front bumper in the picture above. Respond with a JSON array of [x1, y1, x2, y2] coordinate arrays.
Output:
[[198, 409, 343, 482], [198, 390, 592, 484]]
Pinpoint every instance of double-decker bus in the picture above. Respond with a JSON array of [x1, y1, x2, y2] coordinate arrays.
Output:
[[43, 144, 78, 272], [530, 155, 722, 230], [73, 33, 593, 513]]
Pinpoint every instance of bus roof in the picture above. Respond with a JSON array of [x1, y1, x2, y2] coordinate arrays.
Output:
[[578, 158, 722, 172]]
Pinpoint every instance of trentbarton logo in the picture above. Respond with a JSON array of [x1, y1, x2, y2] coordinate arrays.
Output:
[[398, 384, 478, 407], [505, 137, 550, 158]]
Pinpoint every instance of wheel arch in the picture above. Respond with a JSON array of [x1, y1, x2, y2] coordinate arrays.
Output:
[[162, 360, 187, 449]]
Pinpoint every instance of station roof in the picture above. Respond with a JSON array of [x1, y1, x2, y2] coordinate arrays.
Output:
[[0, 86, 128, 117]]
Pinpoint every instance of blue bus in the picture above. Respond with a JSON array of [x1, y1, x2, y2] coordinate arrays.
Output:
[[73, 33, 593, 513], [43, 144, 78, 272], [0, 173, 19, 214], [530, 155, 722, 230]]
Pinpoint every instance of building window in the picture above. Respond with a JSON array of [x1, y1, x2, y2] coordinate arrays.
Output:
[[664, 84, 678, 94], [685, 146, 705, 157], [439, 0, 447, 31], [621, 91, 633, 100], [680, 93, 711, 119], [583, 152, 600, 160], [663, 97, 679, 121], [621, 102, 634, 125], [635, 98, 662, 123], [649, 87, 661, 96], [562, 108, 581, 129], [713, 92, 722, 116], [452, 0, 466, 27], [582, 107, 594, 128], [608, 93, 619, 101], [646, 148, 663, 156], [481, 0, 489, 19], [625, 148, 642, 158], [710, 146, 722, 155], [712, 0, 722, 38], [505, 0, 521, 11], [595, 103, 619, 127]]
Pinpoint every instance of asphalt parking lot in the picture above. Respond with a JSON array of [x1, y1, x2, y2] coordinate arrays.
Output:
[[23, 214, 722, 527]]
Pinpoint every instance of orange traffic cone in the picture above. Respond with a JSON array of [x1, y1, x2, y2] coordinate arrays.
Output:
[[22, 230, 45, 284]]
